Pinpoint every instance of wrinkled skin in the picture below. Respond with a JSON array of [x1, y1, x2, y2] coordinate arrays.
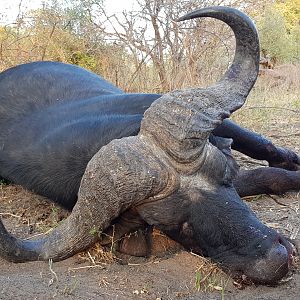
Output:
[[135, 187, 294, 282], [132, 142, 295, 283], [0, 7, 299, 285]]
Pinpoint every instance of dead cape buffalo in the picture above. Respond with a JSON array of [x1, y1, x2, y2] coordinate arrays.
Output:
[[0, 7, 299, 284]]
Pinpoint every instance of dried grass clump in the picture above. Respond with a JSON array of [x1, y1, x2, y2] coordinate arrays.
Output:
[[78, 243, 117, 266]]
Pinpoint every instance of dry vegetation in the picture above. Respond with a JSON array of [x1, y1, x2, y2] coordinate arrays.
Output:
[[1, 0, 299, 92], [234, 64, 300, 146]]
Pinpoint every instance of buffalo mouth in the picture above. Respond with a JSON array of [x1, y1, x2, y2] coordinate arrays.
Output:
[[242, 236, 296, 284], [214, 234, 296, 284]]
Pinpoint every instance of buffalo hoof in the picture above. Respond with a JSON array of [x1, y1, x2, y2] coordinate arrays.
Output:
[[118, 229, 150, 257], [150, 229, 183, 257], [117, 229, 183, 258], [269, 147, 300, 171]]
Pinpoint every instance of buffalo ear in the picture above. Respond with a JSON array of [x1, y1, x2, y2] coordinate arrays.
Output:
[[209, 136, 233, 155], [209, 136, 240, 184]]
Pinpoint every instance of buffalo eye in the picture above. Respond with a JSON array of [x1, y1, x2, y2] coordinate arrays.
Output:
[[181, 222, 193, 237]]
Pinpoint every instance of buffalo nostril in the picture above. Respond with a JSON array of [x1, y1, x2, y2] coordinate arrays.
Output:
[[245, 242, 289, 284], [291, 241, 298, 257], [262, 242, 289, 282], [268, 243, 289, 268], [277, 237, 296, 264]]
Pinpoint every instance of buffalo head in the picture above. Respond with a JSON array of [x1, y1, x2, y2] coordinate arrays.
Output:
[[0, 6, 295, 284]]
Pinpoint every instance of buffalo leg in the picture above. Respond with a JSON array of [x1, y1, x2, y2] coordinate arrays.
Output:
[[213, 119, 300, 171], [117, 227, 153, 257], [234, 168, 300, 197], [101, 208, 152, 257]]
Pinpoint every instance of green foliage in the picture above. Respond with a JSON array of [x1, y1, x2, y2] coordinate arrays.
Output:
[[290, 24, 300, 60], [258, 2, 300, 63], [0, 178, 10, 186], [89, 226, 102, 236], [70, 51, 97, 70], [274, 0, 300, 32]]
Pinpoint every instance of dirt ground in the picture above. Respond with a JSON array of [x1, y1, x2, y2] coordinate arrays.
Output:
[[0, 118, 299, 300], [0, 184, 299, 300]]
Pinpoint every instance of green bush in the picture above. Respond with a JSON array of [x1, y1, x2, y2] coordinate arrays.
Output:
[[258, 4, 300, 63]]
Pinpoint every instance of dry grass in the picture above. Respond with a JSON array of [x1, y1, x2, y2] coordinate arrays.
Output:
[[233, 64, 300, 141], [77, 243, 116, 266]]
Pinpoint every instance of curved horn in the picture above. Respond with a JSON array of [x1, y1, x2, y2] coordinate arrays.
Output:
[[141, 6, 259, 165], [0, 137, 174, 262]]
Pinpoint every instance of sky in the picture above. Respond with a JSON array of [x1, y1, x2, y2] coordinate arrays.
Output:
[[0, 0, 137, 24]]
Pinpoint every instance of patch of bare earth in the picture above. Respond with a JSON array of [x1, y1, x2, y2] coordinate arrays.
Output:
[[1, 166, 299, 299]]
